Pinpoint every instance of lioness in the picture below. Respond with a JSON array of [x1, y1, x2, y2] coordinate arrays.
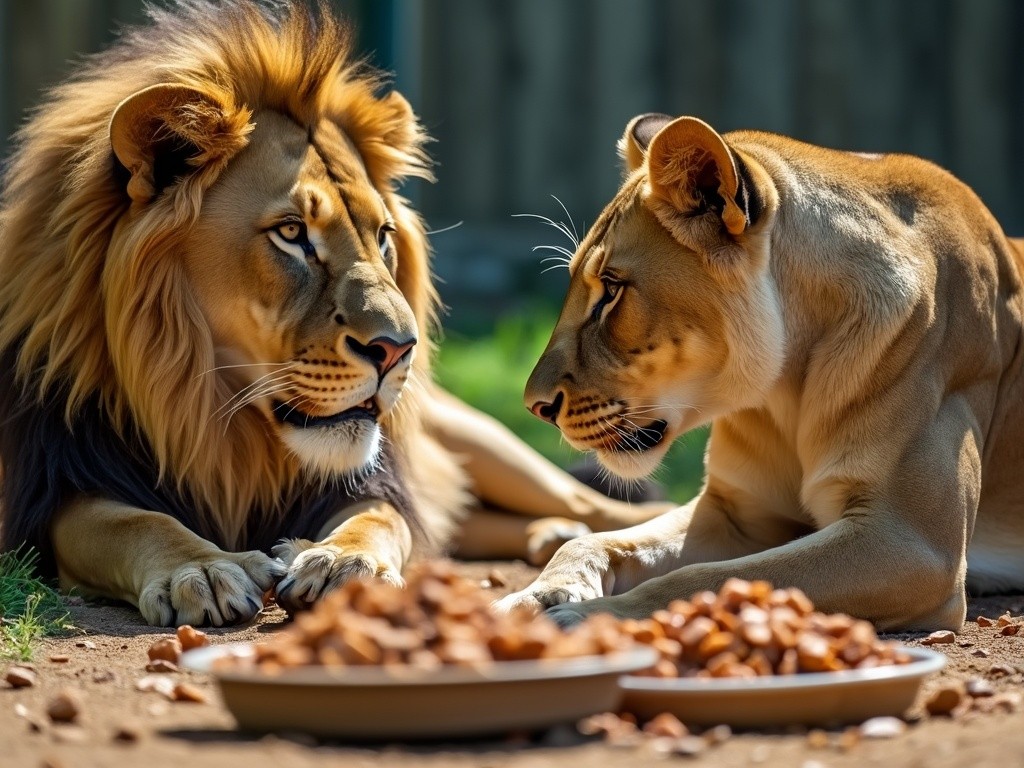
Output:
[[498, 113, 1024, 631], [0, 1, 662, 627]]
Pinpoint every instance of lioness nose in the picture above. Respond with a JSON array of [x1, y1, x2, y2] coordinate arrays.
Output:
[[529, 390, 565, 425], [346, 335, 416, 377]]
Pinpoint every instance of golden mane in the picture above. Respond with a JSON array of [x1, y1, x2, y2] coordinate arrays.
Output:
[[0, 0, 438, 545]]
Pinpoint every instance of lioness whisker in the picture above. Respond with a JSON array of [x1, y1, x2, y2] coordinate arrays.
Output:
[[194, 360, 292, 380], [511, 212, 579, 249], [550, 194, 580, 244]]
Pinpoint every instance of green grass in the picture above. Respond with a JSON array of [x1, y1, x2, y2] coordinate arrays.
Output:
[[435, 310, 708, 504], [0, 547, 74, 661]]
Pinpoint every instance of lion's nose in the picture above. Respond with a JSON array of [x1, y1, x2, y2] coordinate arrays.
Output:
[[346, 335, 416, 377], [529, 390, 565, 425]]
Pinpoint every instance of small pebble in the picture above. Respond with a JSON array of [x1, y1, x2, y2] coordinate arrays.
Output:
[[921, 630, 955, 646], [135, 675, 175, 699], [642, 712, 688, 739], [965, 678, 995, 698], [74, 641, 97, 650], [92, 670, 115, 684], [171, 682, 208, 703], [47, 654, 69, 664], [925, 684, 963, 716], [144, 660, 178, 674], [112, 723, 142, 743], [147, 638, 182, 665], [999, 624, 1020, 636], [976, 616, 994, 627], [486, 568, 507, 588], [5, 666, 36, 688], [703, 724, 732, 745], [806, 729, 830, 749], [50, 725, 88, 744], [859, 716, 906, 739], [972, 648, 990, 658], [996, 613, 1013, 628], [45, 690, 81, 724], [988, 664, 1015, 677]]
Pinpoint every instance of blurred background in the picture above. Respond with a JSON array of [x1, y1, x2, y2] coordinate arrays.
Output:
[[2, 0, 1023, 503]]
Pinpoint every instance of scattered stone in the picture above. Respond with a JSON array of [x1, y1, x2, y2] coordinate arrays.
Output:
[[972, 648, 991, 658], [859, 716, 906, 739], [651, 735, 706, 757], [486, 568, 507, 588], [112, 723, 142, 744], [642, 712, 688, 739], [976, 616, 995, 627], [5, 666, 36, 688], [45, 690, 81, 724], [146, 637, 182, 665], [147, 701, 170, 718], [47, 654, 69, 664], [965, 678, 995, 698], [540, 724, 581, 748], [999, 624, 1020, 636], [171, 682, 208, 703], [74, 641, 97, 650], [703, 724, 732, 745], [135, 674, 175, 699], [144, 660, 178, 674], [992, 691, 1023, 713], [65, 596, 85, 606], [926, 684, 964, 716], [806, 729, 830, 749], [277, 730, 319, 748], [996, 613, 1013, 628], [921, 630, 955, 646], [837, 728, 860, 752], [988, 664, 1015, 677], [92, 670, 115, 684], [50, 725, 89, 744], [176, 625, 209, 652]]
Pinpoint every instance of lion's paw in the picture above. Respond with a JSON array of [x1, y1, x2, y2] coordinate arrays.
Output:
[[525, 517, 593, 566], [138, 550, 285, 627], [272, 540, 402, 614], [493, 580, 603, 617]]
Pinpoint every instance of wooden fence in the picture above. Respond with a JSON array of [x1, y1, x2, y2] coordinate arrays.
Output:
[[2, 0, 1022, 327]]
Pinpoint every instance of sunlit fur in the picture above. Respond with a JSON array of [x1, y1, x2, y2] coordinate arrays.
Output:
[[0, 0, 465, 550]]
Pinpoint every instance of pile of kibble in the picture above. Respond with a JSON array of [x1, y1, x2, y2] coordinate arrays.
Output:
[[224, 564, 908, 677], [222, 562, 633, 672], [622, 579, 910, 678]]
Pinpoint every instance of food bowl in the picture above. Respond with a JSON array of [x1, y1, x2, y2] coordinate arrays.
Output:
[[183, 642, 657, 739], [619, 646, 945, 728]]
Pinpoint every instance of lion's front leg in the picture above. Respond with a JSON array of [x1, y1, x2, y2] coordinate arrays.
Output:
[[53, 497, 286, 627], [273, 500, 412, 613]]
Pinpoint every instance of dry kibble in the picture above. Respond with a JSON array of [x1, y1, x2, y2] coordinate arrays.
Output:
[[5, 666, 36, 688], [925, 684, 964, 716], [999, 624, 1020, 636], [996, 612, 1013, 628], [176, 625, 209, 651], [144, 660, 178, 674], [976, 616, 994, 627], [147, 638, 182, 665], [643, 712, 688, 739], [48, 654, 69, 664], [704, 724, 732, 745], [921, 630, 955, 646], [806, 729, 830, 749], [171, 682, 208, 703], [46, 690, 82, 723]]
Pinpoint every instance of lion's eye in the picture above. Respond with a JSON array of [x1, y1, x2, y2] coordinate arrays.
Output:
[[592, 277, 624, 321], [268, 220, 315, 261], [378, 224, 395, 261]]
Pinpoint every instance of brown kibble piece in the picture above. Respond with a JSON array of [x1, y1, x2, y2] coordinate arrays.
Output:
[[996, 612, 1013, 628], [925, 684, 964, 716], [976, 616, 994, 627], [486, 568, 507, 588], [5, 666, 36, 688], [144, 660, 178, 674], [704, 724, 732, 745], [171, 682, 208, 703], [112, 723, 142, 743], [921, 630, 955, 646], [643, 712, 688, 739], [176, 625, 210, 651], [46, 689, 82, 723], [147, 637, 182, 665], [48, 654, 69, 663], [999, 624, 1020, 636], [806, 729, 830, 749]]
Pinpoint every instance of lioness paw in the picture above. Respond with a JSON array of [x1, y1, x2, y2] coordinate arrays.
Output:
[[493, 580, 602, 616], [138, 550, 285, 627], [273, 540, 402, 614], [525, 517, 593, 566]]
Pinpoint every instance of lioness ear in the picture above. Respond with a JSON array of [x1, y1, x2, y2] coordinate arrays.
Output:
[[647, 116, 747, 236], [110, 83, 251, 204], [617, 113, 673, 174]]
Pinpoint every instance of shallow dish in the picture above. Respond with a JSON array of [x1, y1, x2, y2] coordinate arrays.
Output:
[[619, 646, 945, 728], [183, 642, 657, 739]]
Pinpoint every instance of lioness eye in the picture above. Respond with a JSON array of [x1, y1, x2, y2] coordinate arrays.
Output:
[[268, 221, 315, 261], [591, 278, 624, 321]]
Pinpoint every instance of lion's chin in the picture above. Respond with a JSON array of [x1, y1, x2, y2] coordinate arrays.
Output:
[[280, 420, 382, 478], [592, 440, 670, 480]]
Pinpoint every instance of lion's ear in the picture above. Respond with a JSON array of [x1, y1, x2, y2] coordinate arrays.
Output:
[[646, 116, 748, 236], [617, 113, 673, 175], [110, 83, 251, 204]]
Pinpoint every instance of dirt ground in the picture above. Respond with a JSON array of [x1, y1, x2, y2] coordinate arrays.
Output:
[[3, 560, 1023, 768]]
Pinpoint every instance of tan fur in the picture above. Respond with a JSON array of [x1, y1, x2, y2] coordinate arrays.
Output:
[[499, 115, 1024, 631], [0, 1, 666, 626]]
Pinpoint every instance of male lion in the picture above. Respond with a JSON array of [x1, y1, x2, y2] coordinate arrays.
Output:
[[498, 113, 1024, 631], [0, 0, 661, 627]]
